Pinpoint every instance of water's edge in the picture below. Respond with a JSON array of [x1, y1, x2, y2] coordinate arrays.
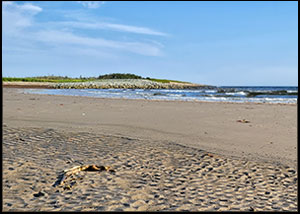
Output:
[[22, 86, 297, 104]]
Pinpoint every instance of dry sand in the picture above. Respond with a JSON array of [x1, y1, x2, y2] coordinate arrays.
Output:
[[2, 87, 298, 211]]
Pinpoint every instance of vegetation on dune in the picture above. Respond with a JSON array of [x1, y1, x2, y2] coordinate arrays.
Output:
[[3, 77, 81, 83], [146, 78, 190, 84], [2, 75, 98, 82], [98, 73, 142, 79], [3, 73, 192, 84]]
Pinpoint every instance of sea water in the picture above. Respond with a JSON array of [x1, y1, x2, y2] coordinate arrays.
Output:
[[23, 86, 297, 104]]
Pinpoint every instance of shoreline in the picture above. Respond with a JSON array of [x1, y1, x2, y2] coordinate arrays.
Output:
[[2, 80, 215, 90], [3, 88, 297, 168], [3, 81, 56, 89], [25, 87, 298, 106], [3, 87, 297, 211], [21, 87, 297, 106], [12, 83, 297, 106]]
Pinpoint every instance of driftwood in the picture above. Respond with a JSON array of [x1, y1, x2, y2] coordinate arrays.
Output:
[[53, 165, 115, 188], [236, 119, 250, 123]]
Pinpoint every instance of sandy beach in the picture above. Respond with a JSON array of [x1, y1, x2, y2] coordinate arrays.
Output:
[[2, 87, 298, 211]]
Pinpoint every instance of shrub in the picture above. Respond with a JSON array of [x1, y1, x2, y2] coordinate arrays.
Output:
[[98, 73, 142, 79]]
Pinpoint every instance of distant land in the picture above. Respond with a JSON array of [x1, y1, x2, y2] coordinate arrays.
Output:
[[3, 73, 189, 84], [2, 73, 215, 89]]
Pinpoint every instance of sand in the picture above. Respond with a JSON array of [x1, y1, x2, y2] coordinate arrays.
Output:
[[2, 81, 56, 88], [2, 87, 298, 211]]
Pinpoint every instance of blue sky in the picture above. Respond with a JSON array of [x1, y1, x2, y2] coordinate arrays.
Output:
[[2, 1, 298, 86]]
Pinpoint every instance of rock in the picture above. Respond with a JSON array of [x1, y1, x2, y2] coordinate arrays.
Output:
[[53, 79, 214, 90], [131, 200, 146, 208], [123, 203, 130, 207], [137, 205, 149, 211], [33, 191, 45, 197]]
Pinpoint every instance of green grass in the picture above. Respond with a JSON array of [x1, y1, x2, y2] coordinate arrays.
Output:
[[147, 78, 191, 84], [2, 74, 192, 84], [98, 73, 142, 79], [2, 77, 96, 83]]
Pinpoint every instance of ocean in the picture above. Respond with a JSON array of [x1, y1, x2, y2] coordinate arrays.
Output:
[[23, 86, 298, 104]]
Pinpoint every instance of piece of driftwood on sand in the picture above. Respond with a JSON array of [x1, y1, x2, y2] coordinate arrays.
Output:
[[53, 165, 115, 188]]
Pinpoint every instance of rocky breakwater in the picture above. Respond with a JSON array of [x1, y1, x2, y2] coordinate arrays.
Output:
[[54, 79, 215, 90]]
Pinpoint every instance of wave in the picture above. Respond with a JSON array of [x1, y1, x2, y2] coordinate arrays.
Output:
[[225, 91, 247, 96], [22, 87, 297, 104]]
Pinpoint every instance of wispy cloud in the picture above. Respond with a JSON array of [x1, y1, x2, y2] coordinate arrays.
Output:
[[3, 1, 166, 58], [99, 22, 168, 36], [77, 1, 105, 9], [48, 21, 168, 36], [35, 30, 163, 56], [3, 1, 42, 35], [3, 1, 42, 14]]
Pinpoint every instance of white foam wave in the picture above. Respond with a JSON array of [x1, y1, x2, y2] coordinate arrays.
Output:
[[225, 91, 247, 96], [21, 89, 297, 104]]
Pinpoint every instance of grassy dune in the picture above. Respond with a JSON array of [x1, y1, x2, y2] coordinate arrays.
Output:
[[2, 77, 95, 83], [2, 74, 192, 84]]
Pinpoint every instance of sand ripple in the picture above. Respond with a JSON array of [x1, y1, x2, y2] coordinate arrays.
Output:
[[3, 124, 297, 211]]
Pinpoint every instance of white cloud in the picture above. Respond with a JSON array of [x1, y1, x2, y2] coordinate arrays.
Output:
[[19, 3, 42, 14], [102, 23, 168, 36], [2, 1, 13, 7], [35, 30, 163, 56], [3, 1, 42, 14], [48, 21, 168, 36], [3, 1, 165, 57], [77, 1, 105, 9], [3, 1, 42, 35]]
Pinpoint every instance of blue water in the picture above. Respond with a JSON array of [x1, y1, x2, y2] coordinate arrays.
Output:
[[23, 86, 298, 104]]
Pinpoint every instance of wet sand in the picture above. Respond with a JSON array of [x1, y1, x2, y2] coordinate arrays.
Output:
[[2, 88, 298, 211], [2, 81, 56, 88]]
